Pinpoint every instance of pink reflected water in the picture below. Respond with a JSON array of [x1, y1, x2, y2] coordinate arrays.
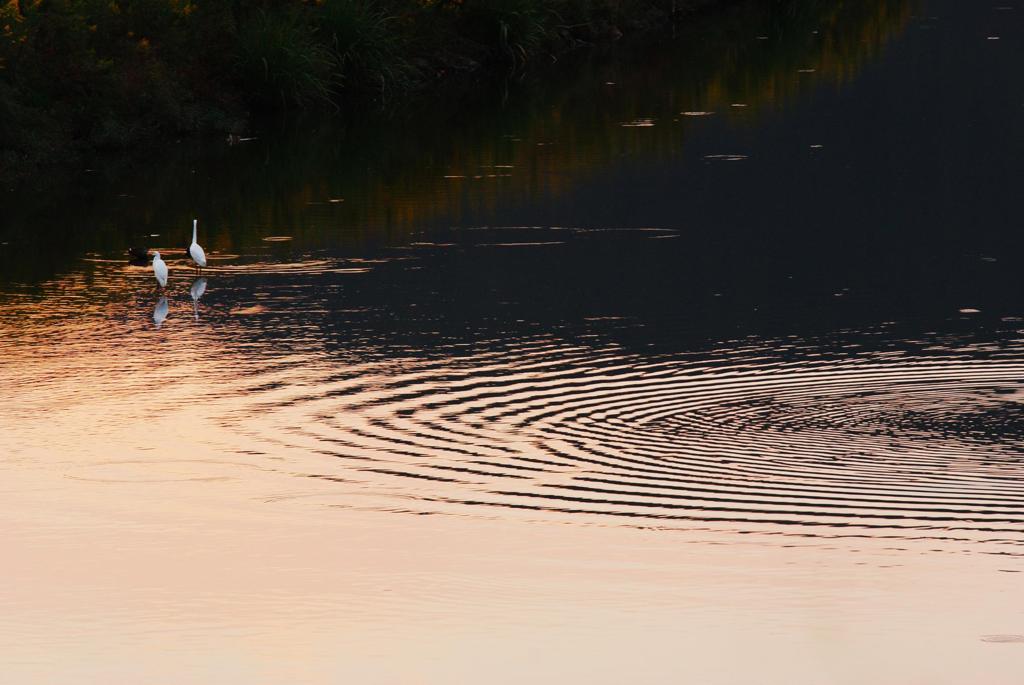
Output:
[[2, 257, 1024, 684]]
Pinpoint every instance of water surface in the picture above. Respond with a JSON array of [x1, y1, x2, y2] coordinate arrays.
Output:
[[3, 1, 1024, 682]]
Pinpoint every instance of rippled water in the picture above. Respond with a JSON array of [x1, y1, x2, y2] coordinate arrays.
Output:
[[4, 1, 1024, 683]]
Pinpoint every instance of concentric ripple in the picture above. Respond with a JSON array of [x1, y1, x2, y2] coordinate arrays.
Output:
[[5, 248, 1024, 551], [231, 335, 1024, 545]]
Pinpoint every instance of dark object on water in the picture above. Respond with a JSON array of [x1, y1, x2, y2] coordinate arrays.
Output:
[[127, 246, 149, 266]]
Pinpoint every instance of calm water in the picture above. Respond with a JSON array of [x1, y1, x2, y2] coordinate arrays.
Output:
[[4, 1, 1024, 682]]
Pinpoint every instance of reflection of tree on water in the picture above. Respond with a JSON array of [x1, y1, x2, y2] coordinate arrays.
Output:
[[1, 0, 913, 285]]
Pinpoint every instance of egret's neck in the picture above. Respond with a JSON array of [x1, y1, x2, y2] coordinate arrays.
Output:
[[192, 219, 197, 245]]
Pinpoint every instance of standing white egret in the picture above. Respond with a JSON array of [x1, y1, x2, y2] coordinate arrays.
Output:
[[153, 296, 169, 328], [190, 277, 207, 320], [152, 251, 168, 288], [189, 219, 207, 272]]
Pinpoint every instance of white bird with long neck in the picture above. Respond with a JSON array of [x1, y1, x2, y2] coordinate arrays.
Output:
[[189, 219, 207, 272], [152, 251, 168, 288]]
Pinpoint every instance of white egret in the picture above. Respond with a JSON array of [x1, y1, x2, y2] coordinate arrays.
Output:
[[152, 251, 168, 288], [153, 296, 169, 328], [189, 219, 207, 272], [190, 277, 207, 320]]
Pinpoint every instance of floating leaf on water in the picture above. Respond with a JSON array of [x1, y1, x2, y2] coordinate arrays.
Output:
[[480, 242, 566, 247], [464, 225, 545, 231], [569, 227, 677, 233], [981, 635, 1024, 643], [621, 118, 656, 127], [230, 305, 268, 315]]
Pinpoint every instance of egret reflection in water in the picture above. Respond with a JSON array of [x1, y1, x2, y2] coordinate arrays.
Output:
[[190, 277, 208, 320], [152, 296, 168, 328]]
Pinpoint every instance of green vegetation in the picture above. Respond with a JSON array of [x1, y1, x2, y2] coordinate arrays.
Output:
[[0, 0, 719, 176]]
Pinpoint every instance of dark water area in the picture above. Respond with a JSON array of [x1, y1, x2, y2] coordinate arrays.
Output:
[[4, 1, 1024, 683], [4, 0, 1022, 333]]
